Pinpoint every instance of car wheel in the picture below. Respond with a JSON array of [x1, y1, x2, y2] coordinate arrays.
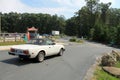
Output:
[[58, 49, 64, 56], [36, 52, 45, 62]]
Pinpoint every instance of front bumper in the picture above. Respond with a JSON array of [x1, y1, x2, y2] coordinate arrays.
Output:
[[8, 52, 30, 58]]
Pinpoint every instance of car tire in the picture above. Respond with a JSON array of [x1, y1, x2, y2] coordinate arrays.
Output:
[[36, 52, 45, 62], [58, 49, 64, 56]]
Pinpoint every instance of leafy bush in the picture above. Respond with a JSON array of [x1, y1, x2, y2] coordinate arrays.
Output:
[[69, 37, 77, 42], [101, 54, 116, 66], [76, 40, 84, 43]]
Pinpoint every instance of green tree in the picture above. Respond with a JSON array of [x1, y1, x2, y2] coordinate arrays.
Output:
[[65, 17, 78, 36], [1, 13, 66, 34], [116, 25, 120, 45], [100, 2, 111, 24]]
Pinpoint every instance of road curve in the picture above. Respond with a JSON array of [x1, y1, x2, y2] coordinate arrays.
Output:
[[0, 42, 119, 80]]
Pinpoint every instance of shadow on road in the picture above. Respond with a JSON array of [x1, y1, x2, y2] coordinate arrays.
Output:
[[0, 55, 60, 66], [0, 58, 36, 66], [45, 55, 60, 60]]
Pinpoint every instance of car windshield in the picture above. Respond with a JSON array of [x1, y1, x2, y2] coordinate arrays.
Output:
[[26, 39, 44, 45]]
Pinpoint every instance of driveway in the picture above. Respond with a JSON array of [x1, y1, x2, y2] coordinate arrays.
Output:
[[0, 41, 119, 80]]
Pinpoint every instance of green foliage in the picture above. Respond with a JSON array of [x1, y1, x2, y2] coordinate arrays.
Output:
[[65, 17, 78, 36], [93, 51, 120, 80], [94, 67, 119, 80], [89, 28, 95, 40], [0, 41, 25, 46], [76, 40, 84, 43], [69, 37, 77, 42], [116, 25, 120, 45], [65, 0, 120, 45], [69, 37, 84, 43], [93, 61, 120, 80], [1, 0, 120, 46], [114, 61, 120, 68], [51, 36, 60, 39], [1, 13, 66, 34], [92, 23, 110, 43]]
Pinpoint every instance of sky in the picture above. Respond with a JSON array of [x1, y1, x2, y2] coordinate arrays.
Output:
[[0, 0, 120, 19]]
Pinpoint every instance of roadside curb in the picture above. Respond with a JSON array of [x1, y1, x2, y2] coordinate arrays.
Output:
[[83, 56, 102, 80]]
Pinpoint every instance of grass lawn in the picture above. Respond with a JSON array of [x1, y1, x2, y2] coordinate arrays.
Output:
[[114, 61, 120, 68], [92, 61, 120, 80], [69, 37, 84, 43], [0, 41, 25, 46], [93, 67, 119, 80]]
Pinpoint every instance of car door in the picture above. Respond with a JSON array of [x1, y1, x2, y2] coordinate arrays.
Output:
[[45, 39, 57, 56]]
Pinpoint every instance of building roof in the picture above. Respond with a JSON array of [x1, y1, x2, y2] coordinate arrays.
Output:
[[28, 27, 38, 31]]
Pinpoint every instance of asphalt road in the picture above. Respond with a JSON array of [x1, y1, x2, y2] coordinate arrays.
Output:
[[0, 42, 119, 80]]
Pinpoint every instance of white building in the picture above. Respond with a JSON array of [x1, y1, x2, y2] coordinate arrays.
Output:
[[52, 31, 60, 36]]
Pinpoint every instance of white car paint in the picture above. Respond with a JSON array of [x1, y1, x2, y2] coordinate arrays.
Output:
[[8, 40, 65, 59]]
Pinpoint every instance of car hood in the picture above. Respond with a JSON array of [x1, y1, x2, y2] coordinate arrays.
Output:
[[11, 44, 40, 50]]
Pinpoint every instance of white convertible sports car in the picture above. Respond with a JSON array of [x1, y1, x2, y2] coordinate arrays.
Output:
[[8, 38, 65, 62]]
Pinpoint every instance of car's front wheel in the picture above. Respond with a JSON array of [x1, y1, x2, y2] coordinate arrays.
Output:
[[58, 49, 64, 56], [36, 52, 45, 62]]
